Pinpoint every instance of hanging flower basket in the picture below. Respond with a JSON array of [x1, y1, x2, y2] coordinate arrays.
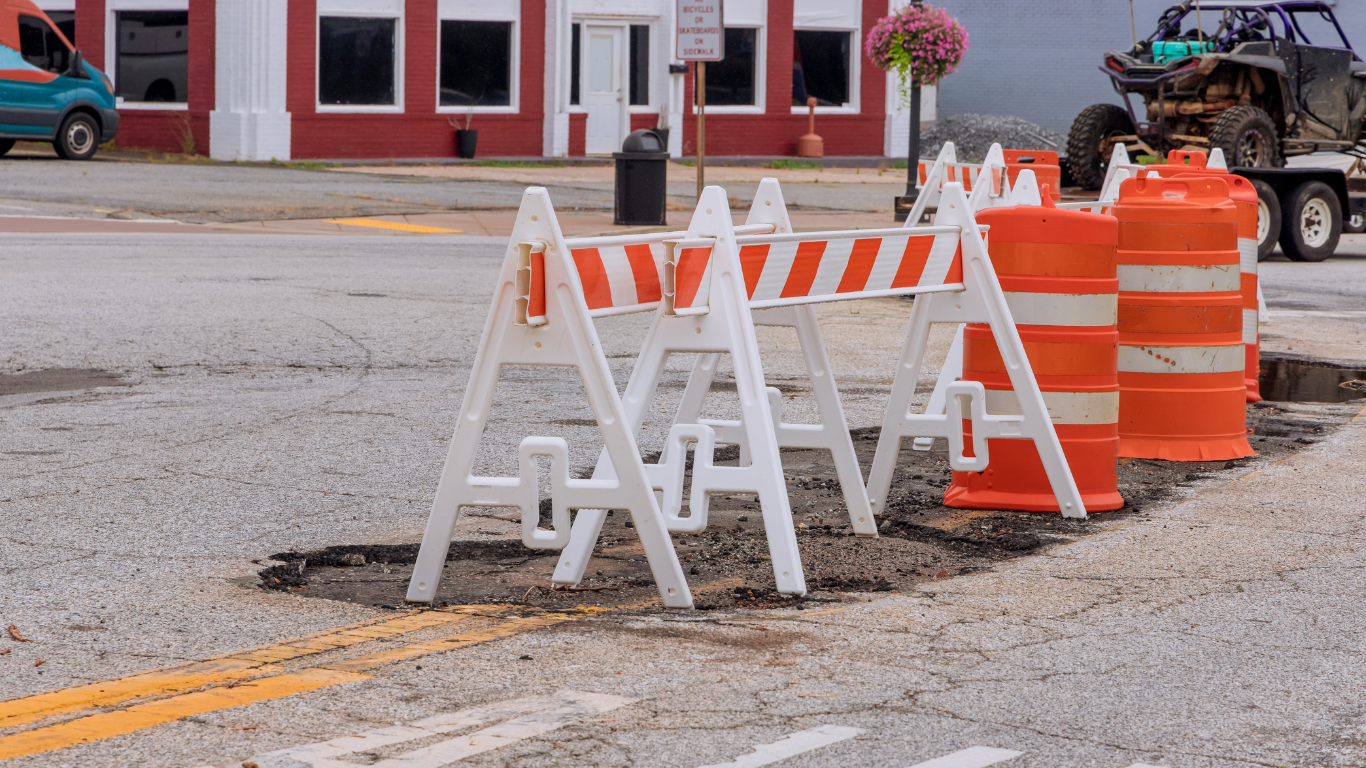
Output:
[[865, 4, 969, 108]]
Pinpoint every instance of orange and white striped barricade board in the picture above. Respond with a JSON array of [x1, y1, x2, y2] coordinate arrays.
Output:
[[404, 187, 702, 608], [657, 178, 877, 539], [907, 142, 1014, 225], [865, 182, 1089, 520]]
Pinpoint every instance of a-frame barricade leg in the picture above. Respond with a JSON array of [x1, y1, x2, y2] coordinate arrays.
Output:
[[866, 184, 1088, 520], [665, 179, 876, 536], [405, 187, 693, 608], [551, 187, 808, 595]]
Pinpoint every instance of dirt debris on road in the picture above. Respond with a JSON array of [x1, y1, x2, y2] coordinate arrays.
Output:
[[255, 397, 1360, 612]]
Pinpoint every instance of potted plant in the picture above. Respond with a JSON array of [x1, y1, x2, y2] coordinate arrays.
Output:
[[449, 110, 477, 159], [866, 2, 968, 219], [865, 3, 968, 109]]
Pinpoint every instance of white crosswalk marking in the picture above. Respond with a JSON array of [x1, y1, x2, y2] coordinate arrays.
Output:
[[696, 725, 864, 768], [1123, 764, 1169, 768], [908, 746, 1024, 768], [246, 690, 632, 768]]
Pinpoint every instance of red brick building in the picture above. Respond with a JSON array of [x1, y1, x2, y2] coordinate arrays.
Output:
[[35, 0, 927, 160]]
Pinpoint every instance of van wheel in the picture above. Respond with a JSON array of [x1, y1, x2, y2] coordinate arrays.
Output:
[[55, 113, 99, 160], [1279, 181, 1341, 262], [1249, 178, 1281, 261], [0, 139, 14, 157]]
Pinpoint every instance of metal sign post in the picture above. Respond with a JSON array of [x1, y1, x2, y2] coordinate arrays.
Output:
[[676, 1, 723, 201]]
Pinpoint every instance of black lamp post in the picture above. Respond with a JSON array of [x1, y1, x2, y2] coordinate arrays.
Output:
[[894, 0, 924, 223]]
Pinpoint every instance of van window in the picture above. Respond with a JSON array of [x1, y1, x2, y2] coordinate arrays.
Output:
[[19, 15, 71, 74]]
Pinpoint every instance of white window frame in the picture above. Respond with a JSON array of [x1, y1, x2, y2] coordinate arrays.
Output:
[[790, 26, 861, 116], [626, 21, 656, 115], [316, 0, 405, 114], [32, 1, 75, 11], [105, 0, 190, 111], [434, 8, 520, 115], [694, 25, 766, 116]]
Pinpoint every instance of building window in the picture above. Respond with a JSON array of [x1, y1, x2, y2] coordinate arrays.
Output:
[[18, 14, 71, 74], [319, 16, 397, 106], [793, 30, 851, 106], [115, 11, 188, 103], [629, 24, 648, 106], [569, 23, 581, 105], [439, 21, 512, 106], [44, 11, 75, 44], [699, 27, 757, 106]]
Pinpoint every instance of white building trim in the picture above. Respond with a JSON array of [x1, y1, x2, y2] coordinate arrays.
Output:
[[210, 0, 291, 161]]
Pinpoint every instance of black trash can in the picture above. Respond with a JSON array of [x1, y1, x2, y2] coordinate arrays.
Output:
[[613, 129, 669, 226]]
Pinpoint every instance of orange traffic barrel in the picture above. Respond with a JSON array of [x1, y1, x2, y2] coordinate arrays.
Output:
[[945, 199, 1123, 512], [1005, 149, 1061, 202], [1114, 175, 1254, 461], [1175, 170, 1262, 402]]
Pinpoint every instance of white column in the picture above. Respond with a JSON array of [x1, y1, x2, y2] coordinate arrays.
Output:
[[544, 0, 570, 157], [884, 84, 937, 158], [210, 0, 291, 162]]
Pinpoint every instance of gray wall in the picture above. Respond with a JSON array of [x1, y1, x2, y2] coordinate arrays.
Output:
[[931, 0, 1366, 132]]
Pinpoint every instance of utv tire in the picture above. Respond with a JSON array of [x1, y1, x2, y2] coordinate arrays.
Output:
[[1067, 104, 1134, 191], [54, 112, 99, 161], [1278, 181, 1340, 262], [0, 139, 14, 157], [1209, 106, 1281, 168], [1249, 178, 1281, 261]]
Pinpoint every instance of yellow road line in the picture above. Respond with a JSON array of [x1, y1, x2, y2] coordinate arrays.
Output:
[[0, 609, 601, 761], [0, 668, 368, 761], [0, 609, 481, 730], [326, 218, 464, 234]]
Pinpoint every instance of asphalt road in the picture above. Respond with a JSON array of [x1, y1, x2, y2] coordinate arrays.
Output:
[[2, 230, 1365, 768]]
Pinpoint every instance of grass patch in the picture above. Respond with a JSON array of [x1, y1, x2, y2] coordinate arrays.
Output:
[[467, 160, 566, 168], [1136, 155, 1164, 165], [887, 159, 909, 169], [270, 159, 340, 170], [766, 159, 823, 170], [674, 159, 696, 167]]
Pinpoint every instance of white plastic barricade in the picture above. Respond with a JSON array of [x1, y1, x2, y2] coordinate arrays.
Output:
[[548, 185, 807, 598], [663, 179, 876, 538], [404, 188, 703, 608], [906, 142, 1016, 225], [865, 182, 1089, 520]]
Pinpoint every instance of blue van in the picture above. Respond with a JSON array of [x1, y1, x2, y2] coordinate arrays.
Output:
[[0, 0, 118, 160]]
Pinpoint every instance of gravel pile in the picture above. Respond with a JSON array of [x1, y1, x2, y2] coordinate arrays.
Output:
[[919, 113, 1064, 163]]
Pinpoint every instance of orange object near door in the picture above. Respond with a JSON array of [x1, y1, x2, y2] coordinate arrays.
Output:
[[1004, 149, 1062, 202], [945, 203, 1124, 512], [1114, 175, 1254, 461]]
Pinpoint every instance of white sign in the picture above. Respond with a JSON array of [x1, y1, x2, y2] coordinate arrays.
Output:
[[676, 0, 724, 61]]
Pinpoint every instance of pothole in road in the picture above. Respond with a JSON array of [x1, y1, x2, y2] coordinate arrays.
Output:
[[0, 368, 126, 396], [1260, 356, 1366, 403], [257, 399, 1358, 612]]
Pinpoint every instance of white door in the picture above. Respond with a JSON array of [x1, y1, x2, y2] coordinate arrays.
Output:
[[583, 25, 625, 155]]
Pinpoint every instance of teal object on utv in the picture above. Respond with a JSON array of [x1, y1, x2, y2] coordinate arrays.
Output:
[[0, 0, 119, 160]]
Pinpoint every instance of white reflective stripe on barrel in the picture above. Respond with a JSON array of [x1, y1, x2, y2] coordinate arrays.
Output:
[[1243, 310, 1259, 344], [1117, 264, 1240, 293], [1119, 344, 1245, 374], [1003, 292, 1117, 326], [980, 389, 1119, 425], [1238, 237, 1257, 275]]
